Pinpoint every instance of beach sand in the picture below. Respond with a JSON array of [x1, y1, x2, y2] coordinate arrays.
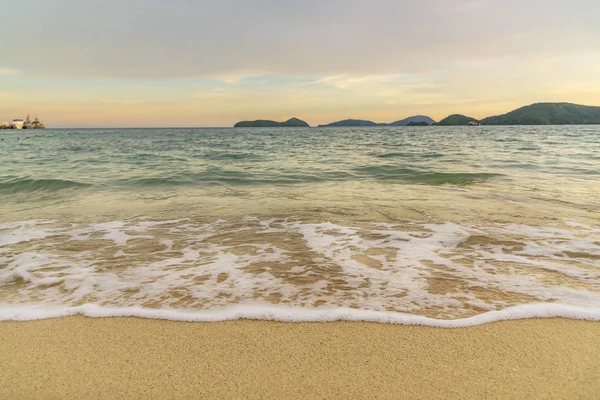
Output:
[[1, 317, 599, 399]]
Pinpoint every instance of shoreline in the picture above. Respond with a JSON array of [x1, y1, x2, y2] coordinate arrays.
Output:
[[3, 303, 600, 326], [2, 317, 599, 399]]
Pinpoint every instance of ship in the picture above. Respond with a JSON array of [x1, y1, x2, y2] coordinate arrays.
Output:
[[22, 114, 45, 129], [10, 118, 24, 129], [23, 115, 32, 129], [32, 116, 45, 129], [0, 115, 46, 129]]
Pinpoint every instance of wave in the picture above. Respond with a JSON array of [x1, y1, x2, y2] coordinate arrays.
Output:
[[119, 177, 193, 187], [2, 218, 599, 320], [376, 152, 415, 159], [71, 169, 502, 188], [1, 303, 599, 327], [352, 165, 420, 179], [403, 172, 502, 185], [376, 152, 444, 159], [200, 152, 265, 161], [518, 146, 540, 151], [0, 177, 90, 193], [352, 166, 502, 185], [116, 170, 358, 187], [0, 168, 503, 192]]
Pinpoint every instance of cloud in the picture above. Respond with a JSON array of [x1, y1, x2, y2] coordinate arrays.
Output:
[[98, 99, 144, 105], [1, 1, 599, 127], [313, 74, 412, 89], [0, 67, 19, 76], [1, 1, 598, 79], [190, 90, 245, 100]]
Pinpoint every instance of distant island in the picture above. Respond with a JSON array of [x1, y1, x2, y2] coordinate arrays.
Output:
[[234, 117, 309, 128], [407, 121, 430, 126], [234, 103, 600, 128], [318, 115, 435, 127], [318, 119, 380, 127], [435, 114, 479, 126], [480, 103, 600, 125], [436, 103, 600, 126], [389, 116, 436, 126]]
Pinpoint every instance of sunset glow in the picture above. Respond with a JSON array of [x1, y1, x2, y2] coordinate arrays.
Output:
[[1, 0, 599, 127]]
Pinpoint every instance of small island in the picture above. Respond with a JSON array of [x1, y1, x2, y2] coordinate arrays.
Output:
[[234, 117, 309, 128], [407, 121, 430, 126], [481, 103, 600, 125], [318, 115, 435, 127], [234, 102, 600, 129], [389, 116, 435, 126], [435, 114, 480, 126], [318, 119, 380, 127], [435, 103, 600, 126]]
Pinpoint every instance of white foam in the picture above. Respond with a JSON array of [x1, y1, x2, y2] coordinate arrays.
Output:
[[2, 217, 600, 319], [0, 303, 598, 328], [0, 220, 55, 246]]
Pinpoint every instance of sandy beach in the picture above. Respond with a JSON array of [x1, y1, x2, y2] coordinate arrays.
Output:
[[1, 317, 598, 399]]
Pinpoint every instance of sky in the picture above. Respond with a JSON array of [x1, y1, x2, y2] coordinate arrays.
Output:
[[1, 0, 599, 127]]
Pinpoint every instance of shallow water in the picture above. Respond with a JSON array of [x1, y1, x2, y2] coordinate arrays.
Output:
[[1, 126, 599, 323]]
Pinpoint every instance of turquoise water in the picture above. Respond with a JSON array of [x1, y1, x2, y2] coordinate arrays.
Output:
[[1, 126, 599, 322], [1, 126, 599, 191]]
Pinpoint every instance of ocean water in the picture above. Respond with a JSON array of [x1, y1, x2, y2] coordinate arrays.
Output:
[[1, 126, 599, 326]]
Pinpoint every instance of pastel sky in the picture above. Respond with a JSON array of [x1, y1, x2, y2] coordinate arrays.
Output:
[[1, 0, 599, 127]]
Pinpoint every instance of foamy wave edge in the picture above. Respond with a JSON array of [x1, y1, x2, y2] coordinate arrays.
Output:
[[1, 303, 600, 327]]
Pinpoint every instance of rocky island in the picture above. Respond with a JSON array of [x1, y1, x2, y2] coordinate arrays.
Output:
[[435, 114, 480, 126], [389, 115, 436, 126], [234, 117, 309, 128], [481, 103, 600, 125], [318, 115, 435, 127], [318, 119, 380, 127], [234, 103, 600, 129], [434, 103, 600, 126], [406, 121, 430, 126]]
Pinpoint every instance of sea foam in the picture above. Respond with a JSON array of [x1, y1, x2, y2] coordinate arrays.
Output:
[[1, 303, 599, 328], [1, 217, 599, 321]]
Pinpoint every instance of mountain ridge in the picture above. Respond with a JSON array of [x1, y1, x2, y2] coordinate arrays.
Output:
[[481, 102, 600, 125], [234, 103, 600, 128], [318, 115, 436, 127]]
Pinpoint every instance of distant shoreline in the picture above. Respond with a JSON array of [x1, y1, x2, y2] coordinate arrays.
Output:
[[3, 124, 599, 130], [3, 102, 599, 130], [233, 102, 600, 128]]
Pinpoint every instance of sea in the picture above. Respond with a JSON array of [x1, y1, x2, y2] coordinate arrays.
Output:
[[1, 126, 599, 326]]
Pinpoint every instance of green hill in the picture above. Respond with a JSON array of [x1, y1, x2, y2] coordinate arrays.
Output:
[[389, 115, 435, 126], [234, 117, 309, 127], [318, 119, 379, 127], [319, 115, 435, 127], [407, 121, 430, 126], [436, 114, 479, 126], [481, 103, 600, 125]]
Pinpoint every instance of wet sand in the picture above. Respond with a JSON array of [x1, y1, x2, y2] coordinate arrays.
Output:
[[1, 317, 599, 399]]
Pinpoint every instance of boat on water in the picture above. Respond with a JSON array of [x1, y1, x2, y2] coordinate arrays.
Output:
[[11, 118, 24, 129], [23, 115, 32, 129], [467, 121, 481, 126], [23, 115, 45, 129], [0, 115, 45, 129]]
